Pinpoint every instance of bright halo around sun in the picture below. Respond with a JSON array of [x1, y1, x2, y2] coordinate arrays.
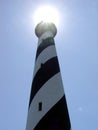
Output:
[[34, 5, 60, 27]]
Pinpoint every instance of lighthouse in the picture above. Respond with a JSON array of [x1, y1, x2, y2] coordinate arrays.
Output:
[[26, 21, 71, 130]]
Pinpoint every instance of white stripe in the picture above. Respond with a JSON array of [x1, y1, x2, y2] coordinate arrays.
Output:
[[38, 31, 54, 45], [33, 45, 57, 76], [26, 73, 64, 130]]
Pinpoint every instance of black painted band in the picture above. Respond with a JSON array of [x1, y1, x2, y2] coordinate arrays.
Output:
[[36, 37, 54, 60], [34, 96, 71, 130], [29, 56, 60, 107]]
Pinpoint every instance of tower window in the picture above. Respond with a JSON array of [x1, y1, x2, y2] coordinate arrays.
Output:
[[41, 63, 44, 68], [38, 102, 42, 111]]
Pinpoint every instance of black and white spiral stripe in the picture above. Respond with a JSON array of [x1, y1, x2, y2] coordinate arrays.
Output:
[[26, 32, 71, 130]]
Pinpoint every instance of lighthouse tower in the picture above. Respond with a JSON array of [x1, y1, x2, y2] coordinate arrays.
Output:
[[26, 22, 71, 130]]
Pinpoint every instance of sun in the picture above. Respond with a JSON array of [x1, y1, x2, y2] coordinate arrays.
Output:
[[33, 5, 60, 27]]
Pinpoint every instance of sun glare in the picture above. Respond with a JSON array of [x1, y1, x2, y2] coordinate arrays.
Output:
[[34, 5, 60, 27]]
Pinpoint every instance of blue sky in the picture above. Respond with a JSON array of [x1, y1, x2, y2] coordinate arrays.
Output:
[[0, 0, 98, 130]]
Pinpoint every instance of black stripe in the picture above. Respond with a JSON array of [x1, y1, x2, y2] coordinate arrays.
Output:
[[29, 57, 60, 107], [34, 96, 71, 130], [36, 37, 54, 60]]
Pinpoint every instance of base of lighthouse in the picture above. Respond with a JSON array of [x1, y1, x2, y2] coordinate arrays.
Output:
[[26, 22, 71, 130]]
